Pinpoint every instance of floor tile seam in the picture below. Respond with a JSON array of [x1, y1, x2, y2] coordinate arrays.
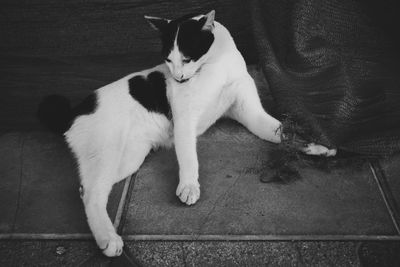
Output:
[[121, 234, 400, 241], [11, 133, 25, 232], [368, 160, 400, 234], [117, 173, 138, 235], [1, 234, 399, 241], [113, 175, 133, 230]]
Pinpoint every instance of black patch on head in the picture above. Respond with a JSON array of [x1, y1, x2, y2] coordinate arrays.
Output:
[[128, 71, 170, 118], [177, 17, 214, 61], [73, 93, 98, 118], [159, 14, 214, 61]]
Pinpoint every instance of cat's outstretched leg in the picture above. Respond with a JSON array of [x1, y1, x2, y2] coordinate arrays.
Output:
[[229, 75, 337, 157], [174, 119, 200, 205], [79, 139, 151, 257], [84, 188, 123, 257], [228, 75, 282, 143], [81, 163, 124, 257]]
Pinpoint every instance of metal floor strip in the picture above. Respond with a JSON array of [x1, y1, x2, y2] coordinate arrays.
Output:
[[1, 233, 399, 241], [369, 160, 400, 234], [113, 175, 133, 229], [122, 234, 400, 241], [117, 172, 137, 234]]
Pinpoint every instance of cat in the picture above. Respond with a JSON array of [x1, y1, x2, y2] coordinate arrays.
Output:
[[38, 10, 335, 257]]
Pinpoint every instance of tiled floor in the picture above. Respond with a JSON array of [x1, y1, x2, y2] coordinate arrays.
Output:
[[1, 122, 399, 240], [1, 67, 399, 266], [0, 132, 126, 235], [122, 123, 398, 238]]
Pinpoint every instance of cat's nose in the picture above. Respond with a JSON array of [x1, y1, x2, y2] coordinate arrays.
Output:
[[173, 73, 184, 81], [172, 70, 182, 78], [173, 73, 189, 83]]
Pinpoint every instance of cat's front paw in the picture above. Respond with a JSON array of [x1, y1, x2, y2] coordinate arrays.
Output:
[[176, 181, 200, 205], [99, 232, 124, 257]]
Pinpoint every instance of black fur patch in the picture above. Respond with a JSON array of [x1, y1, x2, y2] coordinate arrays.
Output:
[[37, 93, 98, 134], [177, 18, 214, 61], [159, 14, 214, 61], [73, 93, 98, 118], [128, 71, 170, 118]]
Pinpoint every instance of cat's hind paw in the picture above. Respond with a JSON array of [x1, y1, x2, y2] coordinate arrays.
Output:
[[176, 181, 200, 205], [100, 232, 124, 257], [302, 143, 337, 157]]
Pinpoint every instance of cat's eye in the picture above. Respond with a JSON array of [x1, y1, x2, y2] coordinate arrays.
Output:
[[165, 58, 171, 63], [182, 58, 191, 64]]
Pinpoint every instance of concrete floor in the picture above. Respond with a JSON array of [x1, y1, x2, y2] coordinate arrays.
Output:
[[1, 240, 400, 266]]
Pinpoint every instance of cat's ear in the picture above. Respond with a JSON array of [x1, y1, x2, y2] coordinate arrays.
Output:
[[201, 10, 215, 31], [144, 16, 170, 32]]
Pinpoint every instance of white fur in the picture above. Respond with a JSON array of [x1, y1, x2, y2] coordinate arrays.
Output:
[[302, 143, 337, 157], [65, 19, 282, 257]]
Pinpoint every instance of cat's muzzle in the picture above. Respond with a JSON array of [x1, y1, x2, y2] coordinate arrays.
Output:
[[174, 77, 190, 83]]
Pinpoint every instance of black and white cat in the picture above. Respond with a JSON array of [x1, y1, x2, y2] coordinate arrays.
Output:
[[38, 11, 335, 257]]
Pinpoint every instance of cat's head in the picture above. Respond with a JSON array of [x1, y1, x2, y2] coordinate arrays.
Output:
[[145, 11, 215, 83]]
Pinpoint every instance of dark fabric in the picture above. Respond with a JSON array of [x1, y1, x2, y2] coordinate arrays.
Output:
[[0, 0, 255, 130], [250, 0, 400, 155]]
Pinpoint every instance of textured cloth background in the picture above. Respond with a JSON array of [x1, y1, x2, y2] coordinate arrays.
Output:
[[0, 0, 254, 130], [1, 0, 399, 157], [250, 0, 400, 155]]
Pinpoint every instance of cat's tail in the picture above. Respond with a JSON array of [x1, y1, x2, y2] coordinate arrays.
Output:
[[37, 94, 73, 135]]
